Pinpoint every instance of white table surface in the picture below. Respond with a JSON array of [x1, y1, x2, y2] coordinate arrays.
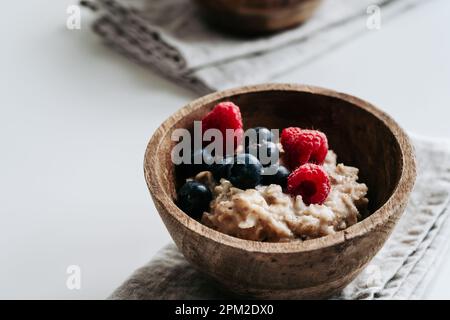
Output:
[[1, 0, 449, 299]]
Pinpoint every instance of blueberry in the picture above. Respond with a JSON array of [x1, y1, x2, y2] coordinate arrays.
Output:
[[245, 141, 279, 167], [254, 127, 274, 143], [244, 127, 274, 150], [192, 148, 215, 170], [229, 154, 262, 189], [262, 165, 290, 189], [176, 148, 214, 177], [210, 156, 233, 181], [177, 181, 212, 219]]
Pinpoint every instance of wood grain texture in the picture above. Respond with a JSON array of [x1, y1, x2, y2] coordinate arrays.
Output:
[[144, 84, 416, 299], [192, 0, 323, 35]]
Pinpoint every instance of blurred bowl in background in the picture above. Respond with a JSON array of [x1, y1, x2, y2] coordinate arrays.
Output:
[[192, 0, 323, 35]]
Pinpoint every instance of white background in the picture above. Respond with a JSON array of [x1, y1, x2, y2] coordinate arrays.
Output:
[[0, 0, 449, 299]]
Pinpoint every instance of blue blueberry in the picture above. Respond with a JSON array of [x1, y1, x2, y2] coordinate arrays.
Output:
[[210, 156, 233, 181], [244, 127, 274, 150], [229, 153, 262, 189], [253, 127, 274, 143], [177, 181, 212, 219], [245, 141, 279, 167], [262, 165, 290, 189], [176, 148, 214, 177], [192, 148, 215, 170]]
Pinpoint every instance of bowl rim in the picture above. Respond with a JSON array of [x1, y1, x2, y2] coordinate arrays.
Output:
[[144, 83, 416, 253]]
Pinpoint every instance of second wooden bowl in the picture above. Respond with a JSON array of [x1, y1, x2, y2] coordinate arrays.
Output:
[[144, 84, 416, 299], [193, 0, 323, 35]]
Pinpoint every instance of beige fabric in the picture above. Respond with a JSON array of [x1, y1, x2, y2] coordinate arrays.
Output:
[[85, 0, 428, 93]]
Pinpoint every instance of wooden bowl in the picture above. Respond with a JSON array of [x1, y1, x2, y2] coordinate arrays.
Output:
[[144, 84, 416, 299], [192, 0, 323, 35]]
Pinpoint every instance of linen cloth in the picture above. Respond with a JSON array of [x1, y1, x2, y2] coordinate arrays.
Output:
[[85, 0, 429, 94], [110, 136, 450, 300]]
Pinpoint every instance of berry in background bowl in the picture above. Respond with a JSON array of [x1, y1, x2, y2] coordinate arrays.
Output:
[[144, 84, 416, 299]]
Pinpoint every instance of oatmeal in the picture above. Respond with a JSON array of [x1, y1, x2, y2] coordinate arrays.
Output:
[[200, 151, 368, 242], [175, 101, 369, 242]]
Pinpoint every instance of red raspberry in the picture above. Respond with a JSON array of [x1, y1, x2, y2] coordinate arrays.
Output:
[[201, 102, 243, 155], [281, 128, 328, 169], [287, 163, 330, 205]]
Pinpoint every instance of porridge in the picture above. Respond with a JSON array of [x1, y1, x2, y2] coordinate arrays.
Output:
[[176, 101, 369, 242], [201, 151, 368, 242]]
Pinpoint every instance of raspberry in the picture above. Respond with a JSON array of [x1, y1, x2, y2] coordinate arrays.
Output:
[[280, 128, 328, 169], [287, 163, 330, 205], [201, 102, 243, 155]]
